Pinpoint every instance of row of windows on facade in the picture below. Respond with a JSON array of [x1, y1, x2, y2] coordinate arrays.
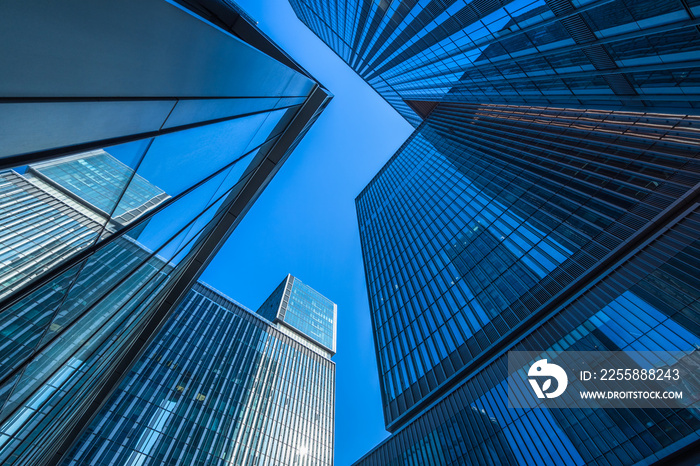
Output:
[[357, 119, 697, 401], [356, 206, 700, 465], [64, 287, 334, 465]]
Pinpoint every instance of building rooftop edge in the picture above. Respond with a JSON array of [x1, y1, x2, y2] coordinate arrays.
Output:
[[194, 280, 335, 358]]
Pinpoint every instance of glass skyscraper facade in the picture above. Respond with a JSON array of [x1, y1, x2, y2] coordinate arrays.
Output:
[[288, 0, 700, 464], [0, 0, 330, 464], [358, 105, 700, 427], [62, 280, 335, 466], [290, 0, 700, 126], [354, 109, 700, 465], [257, 274, 338, 353]]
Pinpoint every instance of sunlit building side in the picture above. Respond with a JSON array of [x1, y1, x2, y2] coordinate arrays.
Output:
[[62, 279, 335, 466]]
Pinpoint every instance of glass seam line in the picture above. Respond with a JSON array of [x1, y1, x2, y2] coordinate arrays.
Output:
[[0, 102, 302, 173]]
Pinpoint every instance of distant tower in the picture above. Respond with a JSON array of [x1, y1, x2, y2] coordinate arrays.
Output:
[[257, 274, 338, 354]]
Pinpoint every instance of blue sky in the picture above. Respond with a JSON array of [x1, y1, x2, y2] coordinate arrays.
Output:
[[199, 0, 414, 464]]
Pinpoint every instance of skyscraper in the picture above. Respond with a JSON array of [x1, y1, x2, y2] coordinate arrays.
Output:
[[61, 278, 336, 466], [290, 0, 700, 126], [354, 111, 700, 464], [288, 0, 700, 464], [257, 274, 338, 354], [0, 0, 330, 463]]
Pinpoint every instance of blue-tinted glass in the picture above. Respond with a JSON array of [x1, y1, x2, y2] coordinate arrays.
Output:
[[60, 282, 335, 466]]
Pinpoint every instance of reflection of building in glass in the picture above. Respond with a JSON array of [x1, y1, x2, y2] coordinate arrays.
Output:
[[288, 0, 700, 464], [0, 0, 330, 463], [0, 150, 169, 299], [0, 170, 101, 299], [62, 279, 335, 466], [29, 150, 170, 226], [0, 152, 174, 425]]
